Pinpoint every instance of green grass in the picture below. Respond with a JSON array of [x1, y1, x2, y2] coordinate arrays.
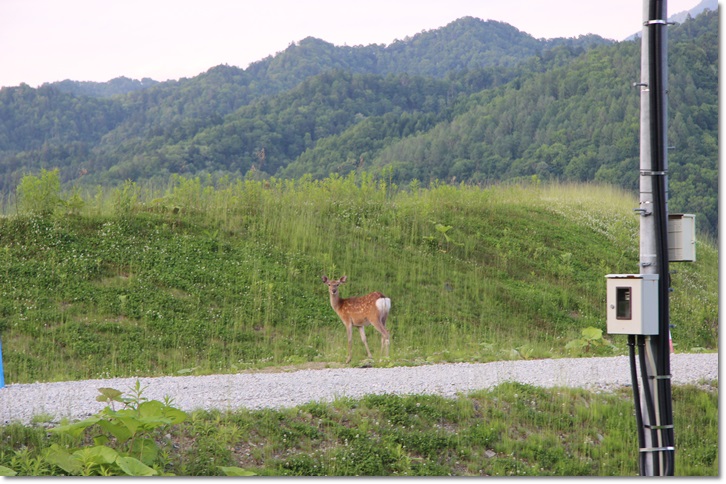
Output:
[[0, 381, 717, 476], [0, 174, 718, 383]]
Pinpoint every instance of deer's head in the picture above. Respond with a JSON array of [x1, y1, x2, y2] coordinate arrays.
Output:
[[322, 275, 347, 297]]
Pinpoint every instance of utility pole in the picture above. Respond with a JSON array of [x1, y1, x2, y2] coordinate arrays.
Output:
[[636, 0, 675, 476], [608, 0, 695, 475]]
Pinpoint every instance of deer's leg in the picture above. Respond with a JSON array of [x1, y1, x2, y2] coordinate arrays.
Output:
[[381, 326, 390, 358], [378, 307, 391, 357], [345, 322, 353, 364], [380, 310, 388, 327], [380, 331, 390, 357], [371, 319, 390, 358], [358, 326, 373, 359], [381, 313, 391, 357]]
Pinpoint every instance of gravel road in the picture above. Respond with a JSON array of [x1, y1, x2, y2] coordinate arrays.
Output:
[[0, 353, 717, 425]]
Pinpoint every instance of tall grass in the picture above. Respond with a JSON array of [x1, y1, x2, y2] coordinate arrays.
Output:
[[0, 174, 718, 383]]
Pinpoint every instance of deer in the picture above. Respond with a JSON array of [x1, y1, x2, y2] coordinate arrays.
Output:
[[321, 275, 391, 364]]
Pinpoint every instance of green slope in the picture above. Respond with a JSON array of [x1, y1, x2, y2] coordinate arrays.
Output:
[[0, 176, 717, 384]]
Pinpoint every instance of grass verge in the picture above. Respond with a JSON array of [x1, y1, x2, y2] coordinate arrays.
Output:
[[0, 381, 717, 476]]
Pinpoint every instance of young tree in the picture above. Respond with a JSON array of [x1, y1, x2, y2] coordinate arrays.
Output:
[[16, 168, 62, 216]]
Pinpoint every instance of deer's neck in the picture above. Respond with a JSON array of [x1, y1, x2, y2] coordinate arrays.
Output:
[[329, 292, 343, 310]]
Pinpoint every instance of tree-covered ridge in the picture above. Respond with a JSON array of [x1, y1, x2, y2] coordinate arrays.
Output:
[[0, 84, 125, 152], [371, 41, 643, 181], [0, 10, 718, 235], [295, 10, 719, 233], [89, 71, 458, 182], [0, 17, 606, 187], [237, 17, 610, 86], [44, 76, 160, 98], [666, 7, 719, 235]]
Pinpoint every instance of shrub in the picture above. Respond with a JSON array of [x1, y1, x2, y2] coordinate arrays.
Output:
[[43, 382, 187, 476], [16, 169, 62, 216]]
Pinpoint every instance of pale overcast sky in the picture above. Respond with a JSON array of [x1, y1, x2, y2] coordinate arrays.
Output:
[[0, 0, 703, 88]]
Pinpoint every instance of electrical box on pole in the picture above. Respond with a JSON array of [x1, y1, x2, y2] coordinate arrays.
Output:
[[668, 213, 696, 262], [606, 274, 659, 335]]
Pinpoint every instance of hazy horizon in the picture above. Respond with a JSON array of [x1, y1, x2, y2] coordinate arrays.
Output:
[[0, 0, 705, 89]]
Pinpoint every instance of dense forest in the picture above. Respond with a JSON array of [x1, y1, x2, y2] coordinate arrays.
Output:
[[0, 10, 718, 235]]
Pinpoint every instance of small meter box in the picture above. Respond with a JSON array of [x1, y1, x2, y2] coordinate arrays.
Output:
[[605, 274, 659, 335], [668, 213, 696, 262]]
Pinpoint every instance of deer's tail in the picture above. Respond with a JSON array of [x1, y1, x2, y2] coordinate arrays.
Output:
[[376, 297, 391, 317]]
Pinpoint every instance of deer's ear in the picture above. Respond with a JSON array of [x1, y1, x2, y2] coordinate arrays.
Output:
[[322, 276, 328, 283], [340, 276, 347, 283]]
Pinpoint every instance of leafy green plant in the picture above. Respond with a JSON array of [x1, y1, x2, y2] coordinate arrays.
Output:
[[565, 327, 614, 354], [44, 382, 187, 476], [435, 223, 453, 242], [424, 222, 462, 253], [508, 345, 535, 360], [1, 447, 51, 476], [218, 466, 257, 476]]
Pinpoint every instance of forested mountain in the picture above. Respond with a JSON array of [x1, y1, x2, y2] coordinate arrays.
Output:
[[253, 18, 609, 83], [0, 11, 718, 234], [44, 76, 160, 98], [0, 18, 605, 177], [363, 8, 718, 235]]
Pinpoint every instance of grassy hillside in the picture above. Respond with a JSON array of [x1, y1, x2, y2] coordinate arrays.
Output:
[[0, 175, 718, 384]]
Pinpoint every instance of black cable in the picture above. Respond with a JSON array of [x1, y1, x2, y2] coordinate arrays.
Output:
[[637, 335, 660, 473], [628, 335, 647, 475], [647, 0, 675, 475]]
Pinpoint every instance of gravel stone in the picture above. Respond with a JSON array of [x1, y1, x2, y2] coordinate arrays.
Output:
[[0, 353, 717, 425]]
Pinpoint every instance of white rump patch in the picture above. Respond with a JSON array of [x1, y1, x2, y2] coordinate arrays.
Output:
[[376, 297, 391, 314]]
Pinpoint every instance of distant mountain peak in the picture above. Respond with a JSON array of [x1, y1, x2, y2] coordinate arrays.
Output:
[[626, 0, 718, 40], [669, 0, 718, 23]]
